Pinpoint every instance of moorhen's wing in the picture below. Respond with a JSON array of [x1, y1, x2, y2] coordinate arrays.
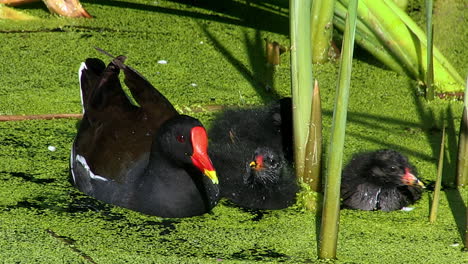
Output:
[[111, 56, 178, 120], [73, 57, 171, 184], [80, 58, 135, 117], [78, 58, 105, 113]]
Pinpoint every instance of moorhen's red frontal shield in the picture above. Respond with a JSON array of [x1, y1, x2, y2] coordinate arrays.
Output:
[[190, 126, 218, 184]]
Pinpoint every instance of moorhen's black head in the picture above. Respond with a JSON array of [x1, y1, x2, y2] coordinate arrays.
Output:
[[245, 147, 283, 186], [365, 150, 423, 188], [155, 115, 218, 184]]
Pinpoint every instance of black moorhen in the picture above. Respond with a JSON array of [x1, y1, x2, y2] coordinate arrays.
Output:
[[209, 99, 298, 210], [341, 149, 425, 211], [70, 55, 219, 218]]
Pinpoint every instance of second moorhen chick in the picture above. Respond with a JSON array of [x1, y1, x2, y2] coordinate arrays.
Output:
[[70, 54, 219, 218], [211, 144, 297, 209], [209, 99, 298, 210], [341, 149, 425, 212]]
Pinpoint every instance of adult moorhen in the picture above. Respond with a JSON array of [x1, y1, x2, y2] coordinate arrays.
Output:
[[209, 99, 298, 210], [341, 149, 425, 211], [70, 55, 219, 218]]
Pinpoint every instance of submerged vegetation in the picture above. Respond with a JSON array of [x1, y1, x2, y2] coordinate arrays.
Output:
[[0, 0, 466, 262]]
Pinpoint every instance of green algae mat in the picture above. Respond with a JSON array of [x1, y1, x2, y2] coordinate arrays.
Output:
[[0, 0, 467, 263]]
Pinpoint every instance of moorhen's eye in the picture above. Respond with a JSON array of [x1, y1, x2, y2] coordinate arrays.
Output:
[[176, 135, 185, 143], [389, 165, 398, 172]]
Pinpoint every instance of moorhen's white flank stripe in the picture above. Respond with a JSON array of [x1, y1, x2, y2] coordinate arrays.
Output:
[[75, 154, 109, 182]]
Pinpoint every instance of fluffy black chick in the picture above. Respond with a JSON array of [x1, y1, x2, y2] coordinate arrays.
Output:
[[208, 98, 298, 209], [211, 145, 297, 209], [341, 149, 425, 212], [209, 98, 293, 161]]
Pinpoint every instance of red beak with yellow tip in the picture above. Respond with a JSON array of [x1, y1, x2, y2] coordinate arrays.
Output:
[[249, 155, 264, 171], [190, 126, 218, 184], [402, 168, 425, 188]]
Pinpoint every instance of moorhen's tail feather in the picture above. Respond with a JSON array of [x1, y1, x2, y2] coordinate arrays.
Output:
[[95, 47, 178, 117], [120, 64, 177, 116], [78, 58, 105, 113], [80, 58, 134, 116]]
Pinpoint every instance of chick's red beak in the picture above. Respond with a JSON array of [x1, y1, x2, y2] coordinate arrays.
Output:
[[402, 168, 425, 188], [249, 155, 264, 171], [190, 126, 218, 184]]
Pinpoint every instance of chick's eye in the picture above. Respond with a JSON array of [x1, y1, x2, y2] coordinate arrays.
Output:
[[176, 135, 185, 143], [389, 165, 398, 172]]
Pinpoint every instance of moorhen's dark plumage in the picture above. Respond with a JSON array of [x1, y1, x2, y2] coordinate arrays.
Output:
[[341, 149, 425, 212], [70, 55, 219, 218], [209, 99, 298, 210]]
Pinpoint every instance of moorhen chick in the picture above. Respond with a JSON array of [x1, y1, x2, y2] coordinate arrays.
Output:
[[70, 55, 219, 218], [341, 149, 425, 211], [209, 99, 298, 210], [211, 144, 297, 209]]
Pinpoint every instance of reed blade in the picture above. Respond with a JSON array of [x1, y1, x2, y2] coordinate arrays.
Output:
[[318, 0, 358, 259]]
